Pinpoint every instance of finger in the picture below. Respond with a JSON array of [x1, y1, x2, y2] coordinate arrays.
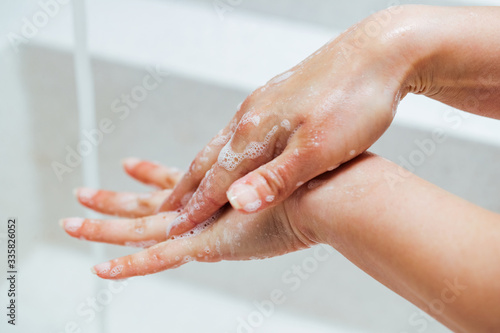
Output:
[[89, 213, 224, 279], [158, 104, 246, 212], [87, 207, 285, 279], [90, 238, 212, 279], [226, 145, 325, 214], [166, 123, 282, 237], [122, 158, 184, 189], [156, 142, 223, 212], [59, 212, 178, 247], [75, 187, 171, 218]]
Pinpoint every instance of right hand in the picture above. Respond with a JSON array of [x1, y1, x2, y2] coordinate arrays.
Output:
[[159, 6, 415, 236]]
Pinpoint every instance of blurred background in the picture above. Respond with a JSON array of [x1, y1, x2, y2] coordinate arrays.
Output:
[[1, 0, 499, 332]]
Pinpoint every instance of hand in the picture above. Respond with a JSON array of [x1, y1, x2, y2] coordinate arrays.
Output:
[[158, 6, 412, 237], [61, 152, 500, 333], [60, 158, 314, 279]]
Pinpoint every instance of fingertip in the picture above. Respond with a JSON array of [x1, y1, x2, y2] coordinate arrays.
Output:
[[60, 217, 84, 234], [226, 188, 242, 210], [76, 187, 99, 203], [92, 261, 112, 278], [122, 157, 141, 170], [264, 194, 275, 203], [227, 183, 261, 213]]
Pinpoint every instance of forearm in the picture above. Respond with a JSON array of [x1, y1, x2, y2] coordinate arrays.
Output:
[[290, 153, 500, 332], [397, 5, 500, 118]]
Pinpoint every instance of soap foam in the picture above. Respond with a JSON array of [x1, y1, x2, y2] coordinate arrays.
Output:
[[212, 129, 233, 146], [215, 238, 222, 255], [280, 119, 291, 131], [240, 111, 261, 127], [124, 240, 158, 248], [269, 70, 294, 85], [171, 210, 222, 241], [265, 195, 275, 203], [109, 264, 123, 277], [95, 262, 111, 275], [244, 199, 262, 212], [287, 125, 302, 144], [218, 125, 278, 171]]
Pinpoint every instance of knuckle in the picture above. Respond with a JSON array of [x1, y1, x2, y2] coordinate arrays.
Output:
[[197, 187, 225, 209], [212, 127, 234, 147], [200, 165, 220, 190], [296, 144, 317, 159], [168, 179, 195, 207], [187, 158, 201, 175], [303, 128, 326, 150], [190, 157, 207, 175], [255, 163, 291, 199], [146, 246, 166, 270], [133, 217, 147, 234], [80, 220, 100, 239], [234, 105, 268, 136], [161, 176, 177, 189], [189, 186, 225, 216], [164, 188, 182, 209], [198, 145, 215, 165], [234, 116, 256, 136], [190, 145, 217, 177], [242, 91, 258, 109]]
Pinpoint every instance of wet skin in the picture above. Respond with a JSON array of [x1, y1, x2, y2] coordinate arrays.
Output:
[[61, 5, 500, 332], [158, 5, 500, 239]]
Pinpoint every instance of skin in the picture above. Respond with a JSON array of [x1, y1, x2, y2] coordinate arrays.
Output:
[[157, 5, 500, 237], [61, 4, 500, 332], [62, 154, 500, 332]]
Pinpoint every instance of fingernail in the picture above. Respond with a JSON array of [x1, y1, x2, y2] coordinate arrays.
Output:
[[227, 184, 262, 212], [61, 217, 84, 232], [77, 187, 98, 201], [93, 262, 111, 275], [90, 266, 97, 274], [122, 157, 141, 169]]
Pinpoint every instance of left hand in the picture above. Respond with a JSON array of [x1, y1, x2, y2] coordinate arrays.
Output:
[[60, 158, 313, 279]]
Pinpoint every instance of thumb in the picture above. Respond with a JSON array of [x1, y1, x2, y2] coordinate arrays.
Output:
[[226, 148, 318, 213]]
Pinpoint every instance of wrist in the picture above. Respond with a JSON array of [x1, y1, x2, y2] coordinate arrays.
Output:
[[379, 5, 484, 99], [332, 5, 437, 115], [353, 5, 452, 99], [286, 153, 398, 247]]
